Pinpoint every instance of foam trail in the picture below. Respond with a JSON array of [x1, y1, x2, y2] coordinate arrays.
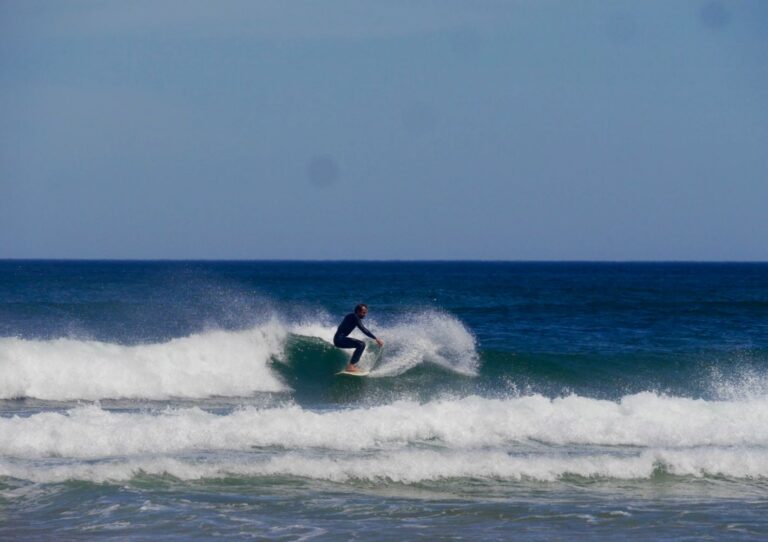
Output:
[[3, 394, 768, 459], [0, 324, 288, 400]]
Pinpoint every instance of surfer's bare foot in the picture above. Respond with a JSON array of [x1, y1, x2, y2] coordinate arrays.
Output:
[[345, 364, 360, 373]]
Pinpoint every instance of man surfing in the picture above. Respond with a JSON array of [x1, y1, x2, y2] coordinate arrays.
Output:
[[334, 304, 384, 373]]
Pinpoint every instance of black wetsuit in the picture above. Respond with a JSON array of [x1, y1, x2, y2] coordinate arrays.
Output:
[[334, 312, 377, 365]]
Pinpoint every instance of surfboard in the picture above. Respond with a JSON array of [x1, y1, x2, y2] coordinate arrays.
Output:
[[335, 343, 381, 377], [335, 369, 370, 377]]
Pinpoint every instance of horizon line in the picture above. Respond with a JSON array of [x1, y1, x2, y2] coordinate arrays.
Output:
[[1, 258, 767, 264]]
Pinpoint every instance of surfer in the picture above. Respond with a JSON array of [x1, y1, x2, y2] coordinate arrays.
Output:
[[334, 304, 383, 373]]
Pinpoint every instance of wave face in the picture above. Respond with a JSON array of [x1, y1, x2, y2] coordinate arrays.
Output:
[[2, 393, 767, 483], [0, 310, 479, 401]]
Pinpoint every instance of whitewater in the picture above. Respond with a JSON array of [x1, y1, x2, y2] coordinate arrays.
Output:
[[4, 393, 768, 457], [2, 313, 767, 486], [0, 313, 478, 400], [2, 393, 768, 484]]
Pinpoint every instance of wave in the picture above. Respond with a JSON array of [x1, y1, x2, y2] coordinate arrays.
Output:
[[0, 311, 478, 400], [283, 310, 478, 377], [3, 448, 768, 484], [3, 393, 768, 484], [2, 393, 768, 458], [0, 324, 289, 400]]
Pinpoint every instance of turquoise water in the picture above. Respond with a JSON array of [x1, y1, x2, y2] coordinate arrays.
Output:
[[2, 261, 768, 540]]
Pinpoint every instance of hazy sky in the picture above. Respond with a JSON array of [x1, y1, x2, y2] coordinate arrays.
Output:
[[1, 0, 766, 260]]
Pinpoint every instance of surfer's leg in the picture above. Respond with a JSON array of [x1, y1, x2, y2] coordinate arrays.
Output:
[[334, 336, 366, 368], [349, 339, 366, 364]]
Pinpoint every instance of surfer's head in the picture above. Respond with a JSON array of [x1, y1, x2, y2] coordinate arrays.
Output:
[[355, 304, 368, 318]]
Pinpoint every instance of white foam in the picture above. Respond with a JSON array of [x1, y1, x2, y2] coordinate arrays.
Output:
[[3, 447, 768, 484], [0, 323, 288, 400], [3, 393, 768, 459], [4, 393, 768, 483], [0, 310, 480, 399]]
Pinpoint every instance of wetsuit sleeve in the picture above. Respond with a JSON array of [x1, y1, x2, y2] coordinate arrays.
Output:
[[355, 316, 377, 340]]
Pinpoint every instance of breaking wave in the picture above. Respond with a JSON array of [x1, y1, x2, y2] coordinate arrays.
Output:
[[0, 311, 478, 400], [2, 393, 767, 483]]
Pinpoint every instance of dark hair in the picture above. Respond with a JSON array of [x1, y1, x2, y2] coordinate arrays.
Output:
[[354, 303, 368, 314]]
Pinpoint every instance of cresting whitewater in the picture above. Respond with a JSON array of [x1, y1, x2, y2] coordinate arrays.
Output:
[[1, 261, 768, 540]]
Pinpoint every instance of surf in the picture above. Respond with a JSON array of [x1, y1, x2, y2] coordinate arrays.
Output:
[[0, 324, 289, 400], [0, 310, 479, 401], [3, 393, 768, 457], [2, 393, 768, 484]]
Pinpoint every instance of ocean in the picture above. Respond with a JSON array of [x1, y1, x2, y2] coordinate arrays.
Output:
[[1, 260, 767, 540]]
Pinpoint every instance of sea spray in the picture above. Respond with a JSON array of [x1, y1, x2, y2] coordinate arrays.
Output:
[[367, 311, 479, 376]]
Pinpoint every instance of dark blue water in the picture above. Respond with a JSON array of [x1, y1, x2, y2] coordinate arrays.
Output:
[[2, 261, 768, 540]]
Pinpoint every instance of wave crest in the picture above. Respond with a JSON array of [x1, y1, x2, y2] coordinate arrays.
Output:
[[0, 324, 288, 400], [3, 393, 768, 458]]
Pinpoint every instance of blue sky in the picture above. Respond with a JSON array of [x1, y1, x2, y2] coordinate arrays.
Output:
[[1, 0, 766, 260]]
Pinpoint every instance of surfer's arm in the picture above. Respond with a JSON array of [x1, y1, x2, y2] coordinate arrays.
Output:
[[355, 317, 377, 340], [363, 324, 384, 346]]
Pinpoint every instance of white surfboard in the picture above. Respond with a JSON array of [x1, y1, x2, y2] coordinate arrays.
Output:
[[335, 369, 370, 377], [335, 343, 381, 377]]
